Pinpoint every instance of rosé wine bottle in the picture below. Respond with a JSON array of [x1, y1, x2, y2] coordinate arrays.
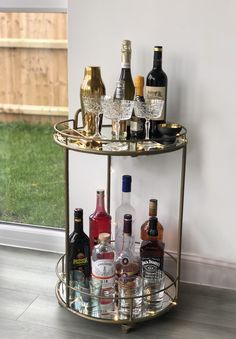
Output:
[[89, 190, 111, 252]]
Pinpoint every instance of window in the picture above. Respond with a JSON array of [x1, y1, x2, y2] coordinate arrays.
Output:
[[0, 1, 67, 252]]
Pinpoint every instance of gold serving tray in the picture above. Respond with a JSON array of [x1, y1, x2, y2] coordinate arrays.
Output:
[[53, 118, 187, 157]]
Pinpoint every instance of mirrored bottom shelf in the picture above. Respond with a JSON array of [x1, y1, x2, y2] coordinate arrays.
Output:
[[55, 274, 177, 324]]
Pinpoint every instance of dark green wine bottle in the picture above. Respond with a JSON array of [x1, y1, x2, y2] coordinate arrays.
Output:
[[146, 46, 168, 138]]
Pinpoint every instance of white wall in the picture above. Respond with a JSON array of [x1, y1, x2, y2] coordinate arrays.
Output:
[[68, 0, 236, 289]]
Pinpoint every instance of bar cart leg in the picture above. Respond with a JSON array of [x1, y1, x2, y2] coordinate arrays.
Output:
[[65, 148, 70, 307], [176, 144, 187, 300], [107, 155, 111, 214], [121, 324, 135, 333]]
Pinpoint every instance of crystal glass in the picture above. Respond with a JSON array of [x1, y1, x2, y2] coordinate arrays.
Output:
[[118, 276, 143, 317], [101, 96, 134, 151], [143, 270, 165, 312], [134, 99, 164, 150], [82, 96, 104, 139]]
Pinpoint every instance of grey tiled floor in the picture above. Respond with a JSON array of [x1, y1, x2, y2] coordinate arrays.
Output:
[[0, 245, 236, 339]]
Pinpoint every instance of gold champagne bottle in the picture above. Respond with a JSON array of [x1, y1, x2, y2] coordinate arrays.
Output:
[[112, 40, 135, 139], [80, 66, 105, 137]]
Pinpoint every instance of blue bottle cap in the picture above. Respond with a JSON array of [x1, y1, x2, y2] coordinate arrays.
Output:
[[122, 175, 132, 192]]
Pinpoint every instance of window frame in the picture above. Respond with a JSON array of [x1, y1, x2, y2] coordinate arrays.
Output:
[[0, 0, 67, 13]]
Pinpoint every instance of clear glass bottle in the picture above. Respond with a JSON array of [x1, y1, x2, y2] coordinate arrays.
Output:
[[115, 214, 139, 280], [146, 46, 168, 138], [91, 233, 115, 315], [140, 199, 164, 241], [89, 190, 111, 252], [140, 216, 165, 279], [115, 175, 136, 255]]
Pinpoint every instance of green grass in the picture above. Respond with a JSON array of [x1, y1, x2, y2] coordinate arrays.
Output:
[[0, 122, 65, 228]]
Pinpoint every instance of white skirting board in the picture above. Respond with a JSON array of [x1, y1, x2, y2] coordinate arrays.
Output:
[[0, 223, 235, 291]]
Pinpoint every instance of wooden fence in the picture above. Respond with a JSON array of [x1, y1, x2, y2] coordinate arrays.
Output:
[[0, 12, 68, 123]]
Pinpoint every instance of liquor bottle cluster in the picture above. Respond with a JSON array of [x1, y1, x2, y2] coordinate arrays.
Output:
[[80, 40, 168, 141], [68, 175, 166, 315]]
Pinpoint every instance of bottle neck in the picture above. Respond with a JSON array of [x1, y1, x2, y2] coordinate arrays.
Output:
[[96, 193, 106, 213], [153, 51, 163, 70], [121, 191, 131, 204], [135, 86, 144, 98], [121, 50, 131, 69], [121, 233, 132, 251], [74, 220, 84, 235]]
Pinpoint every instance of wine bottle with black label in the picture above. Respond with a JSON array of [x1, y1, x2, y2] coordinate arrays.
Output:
[[146, 46, 168, 138], [140, 216, 165, 280]]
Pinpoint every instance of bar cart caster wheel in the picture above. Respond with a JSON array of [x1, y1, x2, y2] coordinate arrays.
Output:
[[121, 324, 134, 333]]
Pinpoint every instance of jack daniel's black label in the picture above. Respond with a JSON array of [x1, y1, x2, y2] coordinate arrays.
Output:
[[141, 257, 163, 279]]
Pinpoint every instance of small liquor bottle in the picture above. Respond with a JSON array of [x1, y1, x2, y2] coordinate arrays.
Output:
[[140, 199, 164, 241], [89, 190, 111, 252], [69, 208, 91, 280], [91, 233, 115, 314], [140, 216, 165, 279], [115, 175, 136, 255], [130, 75, 145, 140], [115, 214, 139, 280]]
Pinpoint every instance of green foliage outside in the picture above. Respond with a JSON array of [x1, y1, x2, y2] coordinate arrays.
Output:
[[0, 122, 65, 228]]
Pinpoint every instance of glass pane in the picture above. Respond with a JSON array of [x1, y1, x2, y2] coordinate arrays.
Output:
[[0, 12, 67, 228]]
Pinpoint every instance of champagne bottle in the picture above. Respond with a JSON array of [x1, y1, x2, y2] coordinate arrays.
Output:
[[130, 75, 145, 140], [114, 40, 135, 139], [146, 46, 168, 138]]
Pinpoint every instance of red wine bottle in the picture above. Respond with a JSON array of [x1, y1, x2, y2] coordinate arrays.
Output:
[[89, 190, 111, 252], [146, 46, 168, 138]]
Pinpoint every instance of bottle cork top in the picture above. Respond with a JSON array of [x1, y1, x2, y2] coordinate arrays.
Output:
[[154, 46, 162, 51], [123, 214, 132, 235], [98, 232, 111, 242], [74, 208, 83, 222], [96, 189, 105, 196], [149, 199, 158, 216], [134, 75, 144, 88]]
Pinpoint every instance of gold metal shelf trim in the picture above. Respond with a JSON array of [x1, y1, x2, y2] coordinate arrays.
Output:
[[55, 252, 178, 300], [53, 118, 187, 157]]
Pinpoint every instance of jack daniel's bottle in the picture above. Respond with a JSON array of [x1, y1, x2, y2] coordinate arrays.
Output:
[[140, 216, 165, 279]]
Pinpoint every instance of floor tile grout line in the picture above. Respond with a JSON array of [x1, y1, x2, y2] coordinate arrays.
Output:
[[15, 295, 40, 321]]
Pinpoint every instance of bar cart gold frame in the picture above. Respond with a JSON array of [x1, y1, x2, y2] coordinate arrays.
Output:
[[54, 110, 187, 333]]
